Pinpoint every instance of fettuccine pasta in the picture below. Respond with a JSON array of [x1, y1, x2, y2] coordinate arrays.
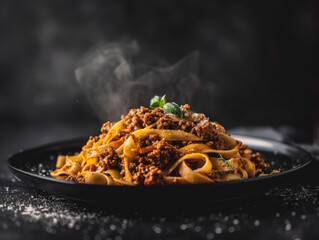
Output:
[[51, 98, 278, 185]]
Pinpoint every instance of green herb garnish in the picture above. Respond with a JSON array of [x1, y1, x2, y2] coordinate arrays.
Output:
[[163, 102, 183, 118], [150, 95, 184, 118], [187, 109, 195, 113], [218, 171, 226, 175], [225, 160, 230, 168], [219, 154, 230, 168], [227, 133, 231, 136], [150, 95, 166, 108]]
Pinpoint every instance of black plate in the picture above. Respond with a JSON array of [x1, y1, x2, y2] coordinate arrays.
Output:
[[8, 135, 312, 204]]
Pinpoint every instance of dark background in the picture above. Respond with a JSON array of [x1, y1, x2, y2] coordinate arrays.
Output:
[[1, 1, 319, 240], [1, 0, 318, 147]]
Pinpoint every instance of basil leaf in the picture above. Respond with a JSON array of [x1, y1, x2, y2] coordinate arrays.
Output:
[[150, 95, 166, 108], [159, 95, 166, 108], [225, 160, 230, 168], [163, 102, 183, 118], [150, 95, 161, 108], [218, 154, 230, 168]]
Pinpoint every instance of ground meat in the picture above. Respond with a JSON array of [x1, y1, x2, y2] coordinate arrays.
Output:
[[178, 119, 195, 132], [89, 165, 97, 172], [211, 134, 226, 150], [133, 138, 180, 169], [193, 120, 214, 140], [169, 140, 192, 149], [192, 120, 226, 149], [149, 133, 160, 142], [215, 122, 226, 133], [251, 152, 270, 170], [99, 147, 122, 170], [181, 104, 206, 123], [122, 106, 165, 133], [138, 133, 160, 148], [206, 141, 215, 148], [143, 139, 181, 169], [76, 105, 264, 185], [55, 103, 279, 186], [129, 137, 180, 185], [100, 121, 114, 134], [144, 168, 164, 185], [118, 105, 229, 153], [120, 105, 226, 150], [143, 108, 165, 126], [238, 142, 248, 155], [132, 164, 164, 185], [89, 135, 100, 144], [180, 104, 191, 111], [207, 170, 216, 179], [157, 116, 178, 130], [66, 174, 85, 183]]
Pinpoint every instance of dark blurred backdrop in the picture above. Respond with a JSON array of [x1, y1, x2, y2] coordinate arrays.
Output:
[[0, 0, 318, 153]]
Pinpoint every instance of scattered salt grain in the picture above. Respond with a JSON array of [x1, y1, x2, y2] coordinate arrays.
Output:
[[215, 227, 222, 234], [285, 223, 292, 231], [233, 219, 239, 225], [110, 224, 116, 231], [206, 232, 214, 239], [180, 224, 187, 230], [194, 226, 201, 232], [153, 226, 162, 234]]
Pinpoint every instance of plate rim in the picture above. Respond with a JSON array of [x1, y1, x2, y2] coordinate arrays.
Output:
[[7, 134, 313, 189]]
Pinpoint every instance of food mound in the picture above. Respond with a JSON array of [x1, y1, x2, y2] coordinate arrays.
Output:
[[51, 96, 278, 185]]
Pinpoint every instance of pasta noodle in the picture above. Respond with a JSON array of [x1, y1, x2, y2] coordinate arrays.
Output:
[[51, 98, 278, 185]]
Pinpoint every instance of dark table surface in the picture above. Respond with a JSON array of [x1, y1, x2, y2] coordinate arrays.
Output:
[[1, 123, 319, 240]]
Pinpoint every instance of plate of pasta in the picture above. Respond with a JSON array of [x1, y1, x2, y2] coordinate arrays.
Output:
[[8, 96, 312, 203]]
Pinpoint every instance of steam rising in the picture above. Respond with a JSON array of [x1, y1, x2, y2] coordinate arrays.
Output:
[[75, 41, 200, 121]]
